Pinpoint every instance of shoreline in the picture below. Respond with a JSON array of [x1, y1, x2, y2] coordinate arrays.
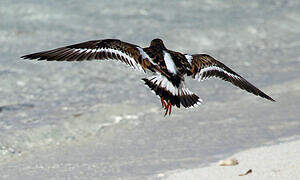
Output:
[[161, 136, 300, 180]]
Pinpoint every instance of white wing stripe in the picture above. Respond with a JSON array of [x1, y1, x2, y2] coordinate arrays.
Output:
[[77, 48, 87, 53], [197, 66, 241, 81], [136, 47, 157, 66], [74, 48, 144, 72]]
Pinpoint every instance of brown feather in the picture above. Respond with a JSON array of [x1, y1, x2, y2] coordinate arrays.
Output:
[[188, 54, 275, 101]]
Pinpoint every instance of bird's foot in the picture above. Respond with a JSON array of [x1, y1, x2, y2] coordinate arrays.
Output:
[[164, 101, 172, 116], [160, 97, 172, 116], [160, 97, 167, 108]]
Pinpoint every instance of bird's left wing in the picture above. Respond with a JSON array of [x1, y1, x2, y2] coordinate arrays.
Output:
[[185, 54, 275, 101], [21, 39, 154, 72]]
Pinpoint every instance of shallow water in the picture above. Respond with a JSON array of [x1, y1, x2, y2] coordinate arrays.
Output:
[[0, 0, 300, 179]]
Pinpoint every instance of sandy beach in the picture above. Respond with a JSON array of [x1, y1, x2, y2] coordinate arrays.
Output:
[[163, 136, 300, 180]]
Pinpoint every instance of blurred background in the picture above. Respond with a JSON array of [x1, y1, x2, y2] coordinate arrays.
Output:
[[0, 0, 300, 179]]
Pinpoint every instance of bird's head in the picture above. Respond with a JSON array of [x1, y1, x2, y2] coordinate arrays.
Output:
[[150, 38, 167, 50]]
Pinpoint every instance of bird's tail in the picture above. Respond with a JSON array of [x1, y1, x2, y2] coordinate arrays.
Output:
[[142, 74, 202, 108]]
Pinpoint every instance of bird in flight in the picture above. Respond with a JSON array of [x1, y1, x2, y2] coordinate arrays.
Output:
[[21, 38, 275, 116]]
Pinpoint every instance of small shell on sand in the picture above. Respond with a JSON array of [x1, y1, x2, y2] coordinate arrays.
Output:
[[239, 169, 252, 176], [218, 158, 239, 166]]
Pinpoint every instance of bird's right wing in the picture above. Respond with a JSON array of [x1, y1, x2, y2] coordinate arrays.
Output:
[[185, 54, 275, 101], [21, 39, 155, 72]]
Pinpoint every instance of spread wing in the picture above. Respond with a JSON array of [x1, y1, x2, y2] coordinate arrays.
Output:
[[21, 39, 155, 72], [185, 54, 275, 101]]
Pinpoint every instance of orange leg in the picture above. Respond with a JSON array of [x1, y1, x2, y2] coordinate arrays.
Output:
[[164, 101, 172, 116], [169, 103, 172, 116], [164, 103, 169, 116], [161, 97, 167, 108]]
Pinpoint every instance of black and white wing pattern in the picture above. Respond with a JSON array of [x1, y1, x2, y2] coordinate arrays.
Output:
[[142, 73, 202, 109], [21, 39, 154, 72], [185, 54, 275, 101]]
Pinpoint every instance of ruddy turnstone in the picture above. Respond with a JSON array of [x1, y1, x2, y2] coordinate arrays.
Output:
[[21, 38, 275, 116]]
